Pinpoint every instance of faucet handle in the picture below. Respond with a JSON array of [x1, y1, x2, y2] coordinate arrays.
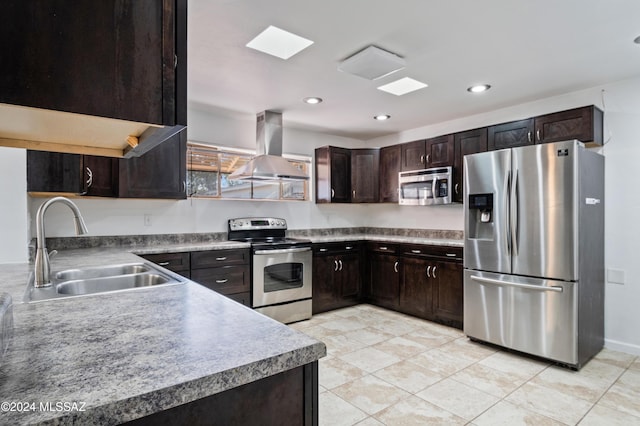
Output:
[[48, 250, 58, 260]]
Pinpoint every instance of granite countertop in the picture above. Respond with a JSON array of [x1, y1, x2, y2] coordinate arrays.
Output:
[[307, 234, 464, 247], [0, 249, 325, 425]]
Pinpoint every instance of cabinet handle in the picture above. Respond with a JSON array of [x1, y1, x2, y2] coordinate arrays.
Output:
[[174, 54, 178, 69], [446, 253, 457, 257], [352, 189, 356, 198], [345, 246, 353, 250], [426, 154, 430, 164], [334, 260, 339, 271], [455, 183, 459, 195], [158, 262, 170, 266], [86, 167, 93, 188], [338, 260, 343, 271], [380, 246, 388, 251], [216, 257, 227, 261], [420, 155, 425, 164], [411, 249, 421, 254], [182, 180, 186, 193], [536, 129, 541, 142], [216, 279, 228, 284], [394, 261, 399, 273], [527, 131, 532, 143], [331, 188, 335, 198], [433, 266, 437, 278], [427, 265, 431, 278], [319, 248, 328, 252]]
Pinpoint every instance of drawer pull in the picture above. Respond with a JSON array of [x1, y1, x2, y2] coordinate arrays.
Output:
[[216, 279, 229, 284], [216, 257, 227, 261], [411, 249, 421, 254], [158, 262, 170, 266], [319, 248, 328, 252], [380, 246, 388, 250], [345, 246, 353, 250], [446, 253, 457, 257]]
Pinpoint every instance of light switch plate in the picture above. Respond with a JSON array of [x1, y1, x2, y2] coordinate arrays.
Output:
[[144, 214, 152, 227], [607, 268, 625, 285]]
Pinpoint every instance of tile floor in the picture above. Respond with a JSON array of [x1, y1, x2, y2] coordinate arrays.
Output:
[[289, 304, 640, 426]]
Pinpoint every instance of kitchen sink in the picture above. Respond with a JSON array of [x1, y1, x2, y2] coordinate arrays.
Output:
[[24, 262, 186, 302]]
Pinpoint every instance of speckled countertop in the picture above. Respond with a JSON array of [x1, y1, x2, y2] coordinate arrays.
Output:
[[0, 248, 325, 425]]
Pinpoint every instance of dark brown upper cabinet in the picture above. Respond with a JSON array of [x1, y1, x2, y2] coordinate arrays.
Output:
[[315, 146, 351, 203], [453, 128, 488, 203], [534, 106, 603, 146], [351, 149, 380, 203], [488, 119, 535, 150], [379, 145, 402, 203], [1, 0, 186, 127], [401, 135, 454, 171]]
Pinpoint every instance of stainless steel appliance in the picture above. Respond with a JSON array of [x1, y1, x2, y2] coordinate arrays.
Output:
[[463, 140, 604, 369], [228, 217, 312, 324], [399, 166, 452, 205]]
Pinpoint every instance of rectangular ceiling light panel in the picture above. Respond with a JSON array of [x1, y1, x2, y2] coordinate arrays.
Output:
[[246, 25, 314, 60], [338, 45, 406, 80], [377, 77, 428, 96]]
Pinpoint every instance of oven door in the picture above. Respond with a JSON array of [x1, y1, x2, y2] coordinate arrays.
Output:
[[252, 246, 312, 308]]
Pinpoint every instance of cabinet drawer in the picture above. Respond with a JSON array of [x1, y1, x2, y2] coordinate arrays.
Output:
[[141, 252, 190, 273], [191, 249, 250, 269], [400, 245, 463, 261], [191, 265, 250, 295], [313, 242, 361, 255], [366, 242, 398, 254]]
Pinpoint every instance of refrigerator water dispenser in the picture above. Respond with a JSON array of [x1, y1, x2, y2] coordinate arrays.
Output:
[[468, 193, 494, 239]]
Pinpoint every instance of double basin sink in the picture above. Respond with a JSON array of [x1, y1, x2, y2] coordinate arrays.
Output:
[[25, 262, 186, 302]]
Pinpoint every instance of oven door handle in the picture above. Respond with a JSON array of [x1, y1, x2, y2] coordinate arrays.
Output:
[[254, 247, 312, 255]]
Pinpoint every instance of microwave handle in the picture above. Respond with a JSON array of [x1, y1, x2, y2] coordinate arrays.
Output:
[[432, 176, 438, 199]]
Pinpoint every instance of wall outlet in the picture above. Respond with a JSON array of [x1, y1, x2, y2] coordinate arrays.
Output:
[[144, 214, 152, 227], [607, 268, 625, 285]]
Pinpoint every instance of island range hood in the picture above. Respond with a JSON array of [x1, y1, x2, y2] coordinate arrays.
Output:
[[229, 111, 309, 181]]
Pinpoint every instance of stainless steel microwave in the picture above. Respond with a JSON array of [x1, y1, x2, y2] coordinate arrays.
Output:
[[398, 166, 453, 205]]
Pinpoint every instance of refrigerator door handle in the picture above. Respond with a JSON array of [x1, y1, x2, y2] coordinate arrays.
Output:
[[505, 170, 512, 256], [470, 275, 563, 292], [510, 170, 519, 256]]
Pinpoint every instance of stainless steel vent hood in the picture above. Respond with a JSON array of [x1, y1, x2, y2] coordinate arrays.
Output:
[[229, 111, 309, 181]]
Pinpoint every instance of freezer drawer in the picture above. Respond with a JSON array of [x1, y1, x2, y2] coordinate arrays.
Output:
[[464, 269, 578, 366]]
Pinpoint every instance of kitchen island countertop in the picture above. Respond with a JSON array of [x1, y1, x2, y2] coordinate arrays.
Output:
[[0, 248, 325, 425]]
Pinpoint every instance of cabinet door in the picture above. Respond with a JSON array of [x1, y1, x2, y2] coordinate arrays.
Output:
[[0, 0, 185, 126], [453, 128, 488, 203], [338, 253, 361, 304], [488, 119, 534, 151], [534, 106, 603, 145], [27, 151, 83, 193], [119, 128, 187, 199], [351, 148, 380, 203], [425, 134, 454, 168], [400, 140, 426, 171], [400, 257, 433, 319], [330, 148, 352, 202], [369, 253, 400, 310], [83, 156, 119, 197], [379, 145, 401, 203], [312, 255, 338, 314], [432, 260, 463, 328]]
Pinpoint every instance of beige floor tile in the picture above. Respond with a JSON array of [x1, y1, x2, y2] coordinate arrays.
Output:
[[320, 357, 367, 390], [478, 351, 549, 381], [339, 346, 402, 373], [530, 359, 623, 403], [579, 403, 640, 425], [354, 417, 385, 425], [628, 357, 640, 372], [416, 377, 500, 421], [375, 395, 467, 426], [372, 336, 428, 359], [319, 384, 328, 393], [472, 400, 565, 426], [439, 337, 498, 362], [598, 368, 640, 418], [373, 360, 444, 393], [371, 318, 421, 336], [401, 327, 456, 350], [321, 333, 368, 357], [319, 391, 368, 426], [301, 324, 343, 339], [452, 363, 527, 398], [418, 321, 466, 338], [342, 327, 395, 346], [594, 348, 637, 369], [505, 381, 593, 424], [333, 375, 410, 415], [319, 317, 369, 333], [409, 346, 478, 376]]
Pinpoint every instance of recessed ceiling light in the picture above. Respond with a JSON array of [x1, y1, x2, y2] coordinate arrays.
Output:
[[374, 114, 391, 121], [246, 25, 313, 60], [377, 77, 428, 96], [634, 35, 640, 44], [303, 97, 323, 104], [467, 84, 491, 93]]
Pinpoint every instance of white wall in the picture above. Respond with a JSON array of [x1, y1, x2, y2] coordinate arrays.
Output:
[[8, 76, 640, 354], [0, 147, 28, 263]]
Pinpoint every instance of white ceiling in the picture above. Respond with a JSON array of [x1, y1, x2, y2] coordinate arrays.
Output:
[[188, 0, 640, 140]]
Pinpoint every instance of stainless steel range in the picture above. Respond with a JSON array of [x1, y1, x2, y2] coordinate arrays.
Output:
[[228, 217, 312, 324]]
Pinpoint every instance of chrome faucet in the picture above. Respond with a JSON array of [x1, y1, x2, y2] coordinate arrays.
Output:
[[34, 197, 88, 287]]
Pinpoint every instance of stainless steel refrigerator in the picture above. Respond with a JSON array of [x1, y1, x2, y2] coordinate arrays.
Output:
[[463, 139, 604, 369]]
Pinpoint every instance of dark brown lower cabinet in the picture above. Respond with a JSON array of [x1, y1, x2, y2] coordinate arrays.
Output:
[[312, 243, 361, 314], [368, 251, 400, 311], [400, 257, 433, 318], [432, 260, 463, 327], [124, 362, 318, 426]]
